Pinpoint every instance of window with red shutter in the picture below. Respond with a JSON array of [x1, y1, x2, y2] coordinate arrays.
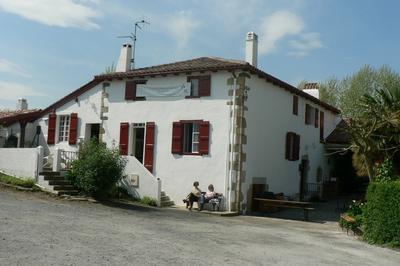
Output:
[[320, 111, 325, 142], [199, 75, 211, 97], [125, 80, 147, 101], [119, 122, 129, 155], [199, 121, 210, 155], [47, 113, 57, 145], [285, 132, 300, 161], [171, 122, 183, 154], [125, 81, 136, 100], [69, 113, 78, 145], [186, 75, 211, 98], [314, 108, 319, 128], [292, 95, 298, 115], [144, 122, 155, 173]]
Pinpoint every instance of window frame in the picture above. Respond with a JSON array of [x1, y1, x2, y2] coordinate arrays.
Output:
[[181, 120, 203, 156], [58, 115, 70, 143]]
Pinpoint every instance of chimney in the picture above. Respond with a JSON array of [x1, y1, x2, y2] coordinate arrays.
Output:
[[17, 98, 28, 110], [302, 83, 320, 99], [115, 43, 132, 72], [245, 32, 258, 67]]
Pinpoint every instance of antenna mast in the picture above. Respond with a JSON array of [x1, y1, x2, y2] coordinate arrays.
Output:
[[118, 19, 150, 69]]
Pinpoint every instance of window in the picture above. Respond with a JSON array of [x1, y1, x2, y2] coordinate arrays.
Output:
[[292, 95, 298, 115], [285, 132, 300, 161], [320, 111, 325, 142], [186, 75, 211, 98], [125, 80, 147, 101], [314, 108, 319, 128], [305, 104, 313, 125], [171, 120, 210, 155], [58, 115, 70, 142], [184, 123, 200, 153], [190, 79, 200, 97]]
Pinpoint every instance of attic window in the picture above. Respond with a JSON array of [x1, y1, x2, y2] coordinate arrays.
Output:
[[190, 79, 199, 97], [186, 75, 211, 98]]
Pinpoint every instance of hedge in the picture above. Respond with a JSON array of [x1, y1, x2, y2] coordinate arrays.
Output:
[[363, 181, 400, 246]]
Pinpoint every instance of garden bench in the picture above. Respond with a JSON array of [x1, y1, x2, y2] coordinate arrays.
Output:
[[340, 213, 357, 235], [253, 198, 314, 221]]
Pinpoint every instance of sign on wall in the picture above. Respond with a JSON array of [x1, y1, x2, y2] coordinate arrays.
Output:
[[136, 83, 191, 98]]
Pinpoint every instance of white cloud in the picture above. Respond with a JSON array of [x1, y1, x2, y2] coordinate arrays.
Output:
[[0, 0, 100, 29], [258, 10, 305, 55], [288, 32, 323, 57], [164, 11, 199, 51], [0, 81, 45, 101], [0, 59, 30, 77]]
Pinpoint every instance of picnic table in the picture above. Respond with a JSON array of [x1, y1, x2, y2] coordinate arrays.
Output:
[[253, 198, 314, 221]]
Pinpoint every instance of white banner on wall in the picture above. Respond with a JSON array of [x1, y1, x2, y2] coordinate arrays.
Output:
[[136, 83, 191, 98]]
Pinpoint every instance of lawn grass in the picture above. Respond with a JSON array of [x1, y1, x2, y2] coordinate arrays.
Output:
[[0, 173, 35, 188]]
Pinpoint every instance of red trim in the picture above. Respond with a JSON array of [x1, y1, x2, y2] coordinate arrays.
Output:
[[69, 113, 78, 145], [47, 113, 57, 145], [144, 122, 155, 173], [119, 122, 129, 155]]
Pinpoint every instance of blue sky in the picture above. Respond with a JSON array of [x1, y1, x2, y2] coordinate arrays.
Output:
[[0, 0, 399, 109]]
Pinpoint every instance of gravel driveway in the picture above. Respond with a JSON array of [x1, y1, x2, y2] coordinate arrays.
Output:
[[0, 187, 399, 266]]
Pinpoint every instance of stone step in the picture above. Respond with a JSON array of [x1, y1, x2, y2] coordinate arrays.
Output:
[[48, 180, 71, 186], [57, 190, 79, 196], [161, 195, 170, 202], [53, 185, 76, 191], [43, 176, 65, 181], [161, 191, 166, 197], [161, 200, 174, 207], [39, 171, 61, 176]]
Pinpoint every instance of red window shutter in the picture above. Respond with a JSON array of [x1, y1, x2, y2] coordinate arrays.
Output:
[[320, 111, 325, 141], [294, 134, 301, 161], [119, 122, 129, 155], [144, 122, 155, 173], [69, 113, 78, 145], [199, 121, 210, 155], [285, 132, 291, 160], [125, 81, 136, 101], [171, 122, 183, 154], [47, 113, 57, 145], [292, 95, 298, 115], [315, 108, 319, 128], [199, 75, 211, 97]]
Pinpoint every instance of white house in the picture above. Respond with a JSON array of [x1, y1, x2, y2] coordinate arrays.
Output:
[[0, 32, 341, 213]]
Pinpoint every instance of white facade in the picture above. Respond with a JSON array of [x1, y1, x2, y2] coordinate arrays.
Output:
[[23, 66, 339, 212]]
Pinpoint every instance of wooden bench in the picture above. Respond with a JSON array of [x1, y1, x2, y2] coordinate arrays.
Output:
[[253, 198, 314, 221], [340, 213, 357, 235]]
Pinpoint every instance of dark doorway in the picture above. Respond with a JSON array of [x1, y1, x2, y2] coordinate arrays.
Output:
[[299, 159, 309, 201], [90, 124, 100, 140], [132, 127, 145, 163]]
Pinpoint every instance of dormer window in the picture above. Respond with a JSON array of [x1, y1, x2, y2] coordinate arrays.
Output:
[[190, 78, 199, 97]]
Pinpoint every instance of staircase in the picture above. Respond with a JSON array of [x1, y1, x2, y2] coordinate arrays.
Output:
[[160, 191, 174, 207], [39, 168, 78, 196]]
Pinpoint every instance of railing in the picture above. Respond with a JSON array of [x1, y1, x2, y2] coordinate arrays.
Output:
[[305, 182, 323, 199], [60, 150, 78, 170]]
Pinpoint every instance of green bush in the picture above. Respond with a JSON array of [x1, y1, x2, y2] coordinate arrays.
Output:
[[67, 140, 127, 198], [138, 196, 157, 206], [363, 181, 400, 247], [340, 200, 364, 230], [375, 159, 399, 183], [0, 173, 35, 188]]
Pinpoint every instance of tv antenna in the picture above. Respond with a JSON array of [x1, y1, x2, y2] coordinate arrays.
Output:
[[118, 19, 150, 69]]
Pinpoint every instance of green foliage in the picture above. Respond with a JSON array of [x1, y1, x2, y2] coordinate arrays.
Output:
[[67, 140, 126, 198], [109, 185, 130, 199], [138, 196, 157, 206], [340, 200, 364, 230], [363, 181, 400, 247], [104, 62, 116, 74], [375, 159, 399, 183], [0, 173, 35, 188]]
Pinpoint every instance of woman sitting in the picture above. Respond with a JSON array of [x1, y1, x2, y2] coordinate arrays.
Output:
[[200, 184, 221, 211], [187, 181, 202, 211]]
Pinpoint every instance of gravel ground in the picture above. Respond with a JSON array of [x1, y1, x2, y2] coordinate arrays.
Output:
[[0, 187, 399, 266]]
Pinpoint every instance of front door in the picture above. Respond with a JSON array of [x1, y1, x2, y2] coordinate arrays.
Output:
[[132, 124, 145, 163]]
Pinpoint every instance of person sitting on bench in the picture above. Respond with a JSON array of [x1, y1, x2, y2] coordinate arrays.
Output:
[[200, 184, 221, 211], [187, 181, 202, 211]]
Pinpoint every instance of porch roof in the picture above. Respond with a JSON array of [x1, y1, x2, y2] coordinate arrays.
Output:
[[0, 109, 42, 126]]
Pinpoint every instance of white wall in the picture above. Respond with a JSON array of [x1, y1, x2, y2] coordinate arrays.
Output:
[[0, 148, 39, 179], [36, 72, 232, 207], [121, 156, 161, 205], [243, 75, 340, 210]]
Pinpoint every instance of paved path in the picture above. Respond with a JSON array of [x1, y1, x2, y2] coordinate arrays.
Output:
[[0, 187, 398, 265]]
